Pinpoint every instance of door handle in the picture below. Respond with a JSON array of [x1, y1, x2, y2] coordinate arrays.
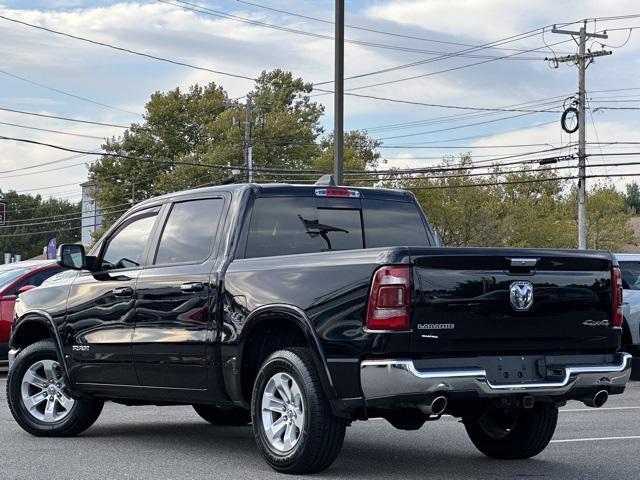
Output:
[[112, 286, 134, 297], [180, 282, 204, 293]]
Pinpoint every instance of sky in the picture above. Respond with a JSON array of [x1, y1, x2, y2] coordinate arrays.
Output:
[[1, 0, 640, 203]]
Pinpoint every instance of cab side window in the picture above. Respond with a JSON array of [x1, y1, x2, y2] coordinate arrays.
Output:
[[154, 198, 224, 265], [100, 210, 158, 271]]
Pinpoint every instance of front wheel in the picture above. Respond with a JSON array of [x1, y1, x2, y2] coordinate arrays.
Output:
[[7, 340, 104, 437], [464, 404, 558, 459], [251, 348, 347, 474]]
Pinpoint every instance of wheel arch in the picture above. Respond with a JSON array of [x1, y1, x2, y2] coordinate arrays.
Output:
[[229, 304, 337, 407], [10, 310, 69, 379]]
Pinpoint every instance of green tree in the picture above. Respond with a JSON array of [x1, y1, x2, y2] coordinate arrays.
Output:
[[399, 156, 505, 247], [496, 168, 574, 248], [392, 156, 637, 250], [89, 81, 229, 233], [89, 70, 381, 236], [624, 181, 640, 213], [0, 191, 80, 259], [582, 184, 635, 250], [313, 130, 383, 174]]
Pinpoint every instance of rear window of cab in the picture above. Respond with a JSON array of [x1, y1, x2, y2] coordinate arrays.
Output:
[[244, 196, 431, 258]]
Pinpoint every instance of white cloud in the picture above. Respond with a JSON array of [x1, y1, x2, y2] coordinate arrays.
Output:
[[367, 0, 640, 44], [0, 1, 639, 200]]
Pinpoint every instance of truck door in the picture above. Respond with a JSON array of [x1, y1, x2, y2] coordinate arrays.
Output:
[[133, 196, 227, 391], [65, 207, 160, 385]]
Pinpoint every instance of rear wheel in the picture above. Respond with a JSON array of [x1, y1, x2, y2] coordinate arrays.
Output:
[[251, 348, 347, 474], [464, 404, 558, 459], [193, 404, 251, 426], [7, 340, 104, 437]]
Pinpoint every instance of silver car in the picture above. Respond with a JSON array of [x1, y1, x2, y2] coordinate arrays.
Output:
[[616, 254, 640, 355]]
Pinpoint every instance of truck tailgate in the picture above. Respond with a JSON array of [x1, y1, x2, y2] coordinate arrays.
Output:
[[409, 248, 618, 354]]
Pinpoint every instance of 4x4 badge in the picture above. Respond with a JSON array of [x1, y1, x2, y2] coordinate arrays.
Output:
[[510, 281, 534, 311]]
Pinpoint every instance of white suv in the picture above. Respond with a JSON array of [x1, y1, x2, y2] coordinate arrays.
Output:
[[615, 254, 640, 356]]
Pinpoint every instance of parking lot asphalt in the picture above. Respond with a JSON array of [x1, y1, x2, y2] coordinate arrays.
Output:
[[1, 374, 639, 480]]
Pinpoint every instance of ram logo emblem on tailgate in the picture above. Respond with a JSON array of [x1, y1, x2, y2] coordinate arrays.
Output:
[[510, 281, 534, 311]]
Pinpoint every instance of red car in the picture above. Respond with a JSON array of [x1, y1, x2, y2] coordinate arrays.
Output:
[[0, 260, 63, 358]]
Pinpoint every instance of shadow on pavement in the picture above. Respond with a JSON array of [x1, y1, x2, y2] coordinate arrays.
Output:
[[80, 421, 581, 478]]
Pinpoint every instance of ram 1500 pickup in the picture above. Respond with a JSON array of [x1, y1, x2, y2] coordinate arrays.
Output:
[[6, 180, 631, 474]]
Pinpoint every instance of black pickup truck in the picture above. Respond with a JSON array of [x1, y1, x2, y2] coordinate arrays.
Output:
[[6, 180, 632, 474]]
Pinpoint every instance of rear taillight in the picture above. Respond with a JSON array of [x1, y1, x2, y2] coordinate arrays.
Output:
[[365, 266, 411, 331], [612, 267, 623, 328]]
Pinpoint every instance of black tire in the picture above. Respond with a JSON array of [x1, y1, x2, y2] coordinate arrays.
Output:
[[251, 348, 347, 474], [193, 404, 251, 426], [464, 404, 558, 459], [7, 340, 104, 437]]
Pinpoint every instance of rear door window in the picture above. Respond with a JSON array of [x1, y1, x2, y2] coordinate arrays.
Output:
[[154, 198, 225, 265]]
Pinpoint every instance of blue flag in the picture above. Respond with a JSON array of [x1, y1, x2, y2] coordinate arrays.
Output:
[[47, 235, 57, 260]]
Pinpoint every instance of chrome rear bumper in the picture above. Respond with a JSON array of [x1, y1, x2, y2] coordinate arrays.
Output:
[[360, 353, 633, 400]]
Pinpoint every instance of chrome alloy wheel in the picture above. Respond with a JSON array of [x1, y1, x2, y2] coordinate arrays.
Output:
[[261, 372, 305, 453], [20, 359, 75, 423]]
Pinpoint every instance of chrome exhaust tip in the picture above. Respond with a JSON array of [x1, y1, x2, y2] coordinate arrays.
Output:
[[583, 389, 609, 408], [420, 395, 448, 416], [431, 396, 448, 415]]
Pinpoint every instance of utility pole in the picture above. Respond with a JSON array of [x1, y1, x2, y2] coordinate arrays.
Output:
[[244, 97, 254, 183], [227, 98, 258, 182], [334, 0, 344, 185], [549, 22, 610, 249]]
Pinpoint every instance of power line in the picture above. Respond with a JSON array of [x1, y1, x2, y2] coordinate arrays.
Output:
[[4, 203, 131, 225], [0, 151, 98, 174], [314, 26, 576, 87], [0, 135, 326, 174], [363, 96, 568, 133], [234, 0, 574, 55], [321, 16, 637, 88], [162, 0, 546, 60], [316, 89, 566, 113], [0, 208, 129, 229], [0, 159, 92, 180], [316, 36, 575, 93], [396, 171, 640, 191], [0, 69, 142, 116], [593, 106, 640, 111], [346, 159, 640, 180], [0, 14, 257, 82], [375, 111, 559, 141], [0, 106, 131, 129], [0, 222, 101, 239], [0, 120, 107, 140]]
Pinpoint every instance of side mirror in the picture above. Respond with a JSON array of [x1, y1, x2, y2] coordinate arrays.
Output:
[[18, 285, 36, 294], [57, 244, 86, 270]]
